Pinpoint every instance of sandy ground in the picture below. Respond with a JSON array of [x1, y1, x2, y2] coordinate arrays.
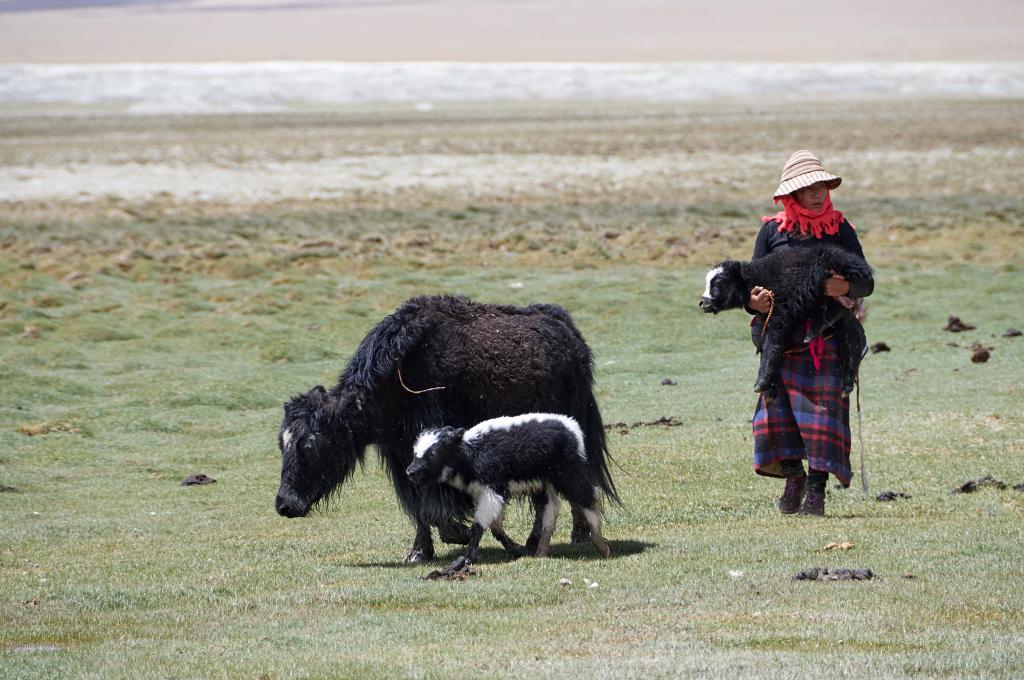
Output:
[[1, 148, 1018, 205], [1, 99, 1021, 272], [1, 0, 1023, 62]]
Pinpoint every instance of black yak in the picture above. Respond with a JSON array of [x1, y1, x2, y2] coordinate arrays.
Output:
[[698, 244, 872, 401], [275, 295, 618, 563], [406, 414, 611, 572]]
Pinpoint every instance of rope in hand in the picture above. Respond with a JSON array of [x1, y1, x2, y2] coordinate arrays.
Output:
[[397, 366, 446, 395], [756, 289, 778, 451], [758, 289, 776, 343]]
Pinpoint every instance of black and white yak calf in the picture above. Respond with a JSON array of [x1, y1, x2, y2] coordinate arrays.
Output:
[[698, 244, 872, 401], [406, 413, 611, 572], [275, 295, 618, 564]]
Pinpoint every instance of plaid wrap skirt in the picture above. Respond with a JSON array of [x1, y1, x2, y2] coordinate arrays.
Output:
[[752, 337, 852, 486]]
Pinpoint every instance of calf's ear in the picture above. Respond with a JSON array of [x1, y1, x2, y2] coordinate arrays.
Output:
[[442, 426, 466, 442]]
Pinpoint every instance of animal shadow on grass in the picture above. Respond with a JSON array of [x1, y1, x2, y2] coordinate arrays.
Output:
[[350, 547, 515, 569], [438, 539, 654, 564], [351, 540, 654, 569]]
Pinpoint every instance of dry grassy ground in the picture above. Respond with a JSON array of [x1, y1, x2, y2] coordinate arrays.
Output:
[[3, 99, 1022, 270], [1, 99, 1023, 678]]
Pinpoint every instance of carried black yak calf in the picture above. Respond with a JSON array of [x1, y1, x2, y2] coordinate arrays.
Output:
[[275, 295, 618, 564], [406, 413, 611, 571], [698, 243, 872, 401]]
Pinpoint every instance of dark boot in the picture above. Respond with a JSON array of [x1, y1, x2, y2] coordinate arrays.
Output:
[[778, 473, 807, 514], [799, 491, 826, 516], [799, 469, 828, 516]]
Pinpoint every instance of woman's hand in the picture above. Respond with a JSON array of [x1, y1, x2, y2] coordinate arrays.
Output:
[[824, 272, 851, 298], [748, 286, 773, 313]]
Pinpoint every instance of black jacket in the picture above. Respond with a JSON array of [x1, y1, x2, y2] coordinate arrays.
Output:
[[748, 219, 874, 347]]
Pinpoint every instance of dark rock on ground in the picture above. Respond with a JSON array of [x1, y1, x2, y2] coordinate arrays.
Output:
[[951, 475, 1007, 494], [0, 484, 21, 493], [869, 342, 891, 353], [943, 316, 976, 332], [970, 341, 992, 363], [793, 567, 874, 581], [876, 491, 912, 501], [1003, 328, 1022, 338], [181, 474, 217, 486], [660, 378, 678, 386]]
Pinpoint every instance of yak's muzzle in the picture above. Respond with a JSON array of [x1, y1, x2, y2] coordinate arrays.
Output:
[[275, 491, 309, 518]]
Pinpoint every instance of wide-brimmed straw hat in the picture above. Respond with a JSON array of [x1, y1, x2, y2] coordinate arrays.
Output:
[[773, 150, 842, 198]]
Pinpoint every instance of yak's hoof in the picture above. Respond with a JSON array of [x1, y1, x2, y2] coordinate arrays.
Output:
[[405, 548, 432, 564], [445, 555, 470, 574], [570, 527, 592, 544], [438, 522, 472, 545]]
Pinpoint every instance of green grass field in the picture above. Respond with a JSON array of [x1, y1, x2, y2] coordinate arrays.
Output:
[[2, 99, 1023, 678]]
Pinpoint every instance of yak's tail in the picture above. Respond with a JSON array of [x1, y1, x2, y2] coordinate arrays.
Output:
[[537, 302, 622, 507], [582, 392, 621, 506]]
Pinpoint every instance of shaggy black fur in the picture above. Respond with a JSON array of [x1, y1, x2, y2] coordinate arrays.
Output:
[[275, 295, 618, 563], [406, 416, 612, 569], [699, 244, 872, 400]]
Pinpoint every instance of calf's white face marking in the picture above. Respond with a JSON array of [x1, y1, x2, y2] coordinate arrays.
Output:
[[703, 266, 723, 299], [413, 430, 440, 459], [281, 429, 294, 450]]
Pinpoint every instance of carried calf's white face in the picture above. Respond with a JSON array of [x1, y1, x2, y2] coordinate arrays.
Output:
[[698, 262, 745, 314], [699, 266, 724, 311]]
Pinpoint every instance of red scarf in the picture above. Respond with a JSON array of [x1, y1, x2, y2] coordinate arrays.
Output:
[[762, 192, 849, 239]]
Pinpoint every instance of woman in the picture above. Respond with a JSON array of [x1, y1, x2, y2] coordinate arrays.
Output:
[[747, 150, 873, 516]]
